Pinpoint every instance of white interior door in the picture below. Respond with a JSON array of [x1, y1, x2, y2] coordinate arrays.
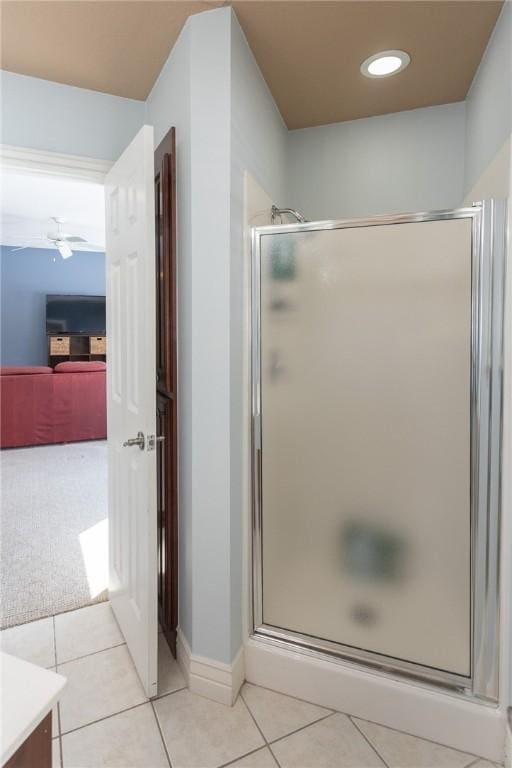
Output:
[[105, 125, 158, 698]]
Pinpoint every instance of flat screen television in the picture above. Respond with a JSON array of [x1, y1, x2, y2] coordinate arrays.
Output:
[[46, 294, 106, 335]]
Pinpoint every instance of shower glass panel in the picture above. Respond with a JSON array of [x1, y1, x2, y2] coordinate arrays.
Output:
[[252, 204, 504, 695]]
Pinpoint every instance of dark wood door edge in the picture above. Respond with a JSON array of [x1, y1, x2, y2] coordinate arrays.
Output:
[[155, 127, 178, 657]]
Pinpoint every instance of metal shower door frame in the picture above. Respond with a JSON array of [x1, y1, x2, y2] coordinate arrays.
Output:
[[250, 200, 506, 702]]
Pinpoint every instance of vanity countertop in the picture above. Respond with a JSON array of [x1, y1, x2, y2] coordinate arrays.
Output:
[[0, 652, 66, 766]]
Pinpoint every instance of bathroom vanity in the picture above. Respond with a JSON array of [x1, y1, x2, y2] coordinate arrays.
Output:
[[1, 653, 66, 768]]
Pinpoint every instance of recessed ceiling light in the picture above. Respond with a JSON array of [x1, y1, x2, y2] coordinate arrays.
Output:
[[360, 50, 410, 78]]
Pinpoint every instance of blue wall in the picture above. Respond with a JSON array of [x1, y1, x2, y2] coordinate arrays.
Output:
[[1, 245, 105, 366]]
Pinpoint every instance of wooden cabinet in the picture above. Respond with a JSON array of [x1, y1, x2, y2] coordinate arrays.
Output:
[[4, 712, 52, 768], [47, 334, 107, 366]]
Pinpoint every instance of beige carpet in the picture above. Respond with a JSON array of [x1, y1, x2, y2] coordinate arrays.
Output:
[[0, 441, 108, 628]]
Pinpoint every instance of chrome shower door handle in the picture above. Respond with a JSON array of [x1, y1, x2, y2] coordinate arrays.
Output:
[[123, 431, 145, 450]]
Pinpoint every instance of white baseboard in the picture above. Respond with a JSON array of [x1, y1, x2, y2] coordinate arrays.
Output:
[[245, 637, 506, 763], [505, 708, 512, 768], [176, 627, 245, 706]]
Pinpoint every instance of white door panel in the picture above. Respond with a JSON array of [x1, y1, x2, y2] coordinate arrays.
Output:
[[105, 125, 157, 698]]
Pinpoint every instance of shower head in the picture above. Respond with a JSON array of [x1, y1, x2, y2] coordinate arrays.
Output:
[[271, 205, 308, 224]]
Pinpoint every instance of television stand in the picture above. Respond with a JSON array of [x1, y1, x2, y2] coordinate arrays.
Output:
[[47, 334, 107, 366]]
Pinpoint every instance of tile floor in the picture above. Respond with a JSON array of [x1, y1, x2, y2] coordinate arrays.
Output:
[[0, 603, 503, 768]]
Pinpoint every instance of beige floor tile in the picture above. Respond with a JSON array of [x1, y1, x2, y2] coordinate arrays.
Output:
[[241, 683, 330, 742], [61, 704, 168, 768], [271, 713, 384, 767], [154, 689, 264, 768], [59, 644, 147, 733], [158, 633, 186, 696], [0, 617, 55, 668], [52, 738, 61, 768], [228, 747, 279, 767], [55, 602, 123, 664], [353, 718, 475, 768]]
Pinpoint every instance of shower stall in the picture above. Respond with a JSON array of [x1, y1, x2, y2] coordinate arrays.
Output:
[[250, 201, 506, 703]]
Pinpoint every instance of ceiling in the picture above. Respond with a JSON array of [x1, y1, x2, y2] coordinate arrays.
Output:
[[0, 1, 224, 101], [232, 1, 503, 128], [0, 0, 503, 129], [1, 171, 105, 250]]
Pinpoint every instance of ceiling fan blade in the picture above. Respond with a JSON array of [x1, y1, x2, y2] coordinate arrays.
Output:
[[10, 236, 48, 244], [65, 236, 87, 243], [70, 242, 104, 251]]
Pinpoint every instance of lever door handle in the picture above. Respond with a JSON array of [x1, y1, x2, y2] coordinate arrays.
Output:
[[123, 431, 145, 450]]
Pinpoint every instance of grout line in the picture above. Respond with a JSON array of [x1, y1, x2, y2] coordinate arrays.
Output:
[[239, 689, 282, 768], [60, 700, 149, 738], [218, 744, 273, 768], [57, 641, 126, 668], [349, 715, 391, 768], [52, 615, 58, 669], [151, 685, 188, 702], [244, 681, 336, 714], [268, 712, 337, 747], [347, 712, 479, 760], [150, 699, 173, 768], [59, 685, 188, 739]]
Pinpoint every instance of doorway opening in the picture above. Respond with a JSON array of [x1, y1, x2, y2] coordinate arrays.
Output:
[[0, 127, 179, 702], [0, 169, 109, 627]]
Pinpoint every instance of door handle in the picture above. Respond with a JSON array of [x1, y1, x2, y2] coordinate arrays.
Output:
[[123, 431, 145, 450], [147, 435, 165, 450]]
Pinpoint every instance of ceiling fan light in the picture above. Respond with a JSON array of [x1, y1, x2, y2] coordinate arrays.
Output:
[[57, 241, 73, 259]]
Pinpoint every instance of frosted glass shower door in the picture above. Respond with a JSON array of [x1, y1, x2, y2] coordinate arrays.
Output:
[[255, 216, 473, 678]]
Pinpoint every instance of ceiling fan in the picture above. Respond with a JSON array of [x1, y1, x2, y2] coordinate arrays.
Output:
[[11, 217, 102, 259]]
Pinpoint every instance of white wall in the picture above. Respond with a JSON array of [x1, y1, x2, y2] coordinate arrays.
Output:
[[229, 9, 288, 658], [187, 7, 232, 664], [464, 2, 511, 199], [146, 8, 233, 664], [286, 102, 466, 221], [0, 71, 144, 160]]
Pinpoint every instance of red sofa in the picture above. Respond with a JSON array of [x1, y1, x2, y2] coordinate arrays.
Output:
[[0, 361, 107, 449]]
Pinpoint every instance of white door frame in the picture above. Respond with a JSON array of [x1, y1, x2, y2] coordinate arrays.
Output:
[[0, 144, 112, 183]]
